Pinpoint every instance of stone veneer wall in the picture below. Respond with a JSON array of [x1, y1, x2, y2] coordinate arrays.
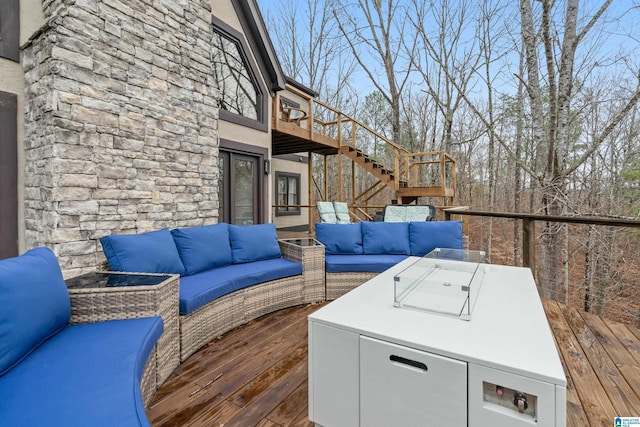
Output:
[[23, 0, 219, 275]]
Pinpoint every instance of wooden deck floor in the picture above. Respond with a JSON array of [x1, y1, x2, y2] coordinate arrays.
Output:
[[148, 301, 640, 427]]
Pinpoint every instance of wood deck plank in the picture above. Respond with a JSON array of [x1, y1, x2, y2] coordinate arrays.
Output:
[[150, 301, 640, 426], [542, 300, 615, 426], [224, 358, 308, 427], [562, 305, 640, 417], [605, 319, 640, 366], [579, 310, 640, 415], [543, 304, 590, 427], [266, 381, 310, 426], [151, 304, 311, 404], [149, 305, 314, 426], [185, 400, 244, 427]]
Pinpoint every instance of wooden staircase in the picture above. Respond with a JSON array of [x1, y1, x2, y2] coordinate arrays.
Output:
[[272, 84, 456, 219]]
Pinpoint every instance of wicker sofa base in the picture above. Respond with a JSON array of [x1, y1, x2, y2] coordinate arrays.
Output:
[[179, 274, 305, 361], [325, 271, 379, 300], [141, 347, 157, 406]]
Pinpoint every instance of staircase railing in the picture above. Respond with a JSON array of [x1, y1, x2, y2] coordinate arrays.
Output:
[[274, 84, 455, 197]]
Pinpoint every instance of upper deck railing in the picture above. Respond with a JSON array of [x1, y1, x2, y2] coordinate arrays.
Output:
[[273, 84, 455, 197]]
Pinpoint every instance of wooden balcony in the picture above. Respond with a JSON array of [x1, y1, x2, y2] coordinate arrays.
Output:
[[148, 301, 640, 426]]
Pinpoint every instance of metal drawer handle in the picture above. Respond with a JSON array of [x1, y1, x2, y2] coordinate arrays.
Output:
[[390, 355, 428, 372]]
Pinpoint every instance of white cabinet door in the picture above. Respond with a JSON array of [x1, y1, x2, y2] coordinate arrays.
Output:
[[309, 322, 360, 427], [360, 336, 467, 426]]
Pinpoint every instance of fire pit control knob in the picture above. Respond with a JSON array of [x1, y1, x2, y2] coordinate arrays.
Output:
[[513, 392, 528, 413]]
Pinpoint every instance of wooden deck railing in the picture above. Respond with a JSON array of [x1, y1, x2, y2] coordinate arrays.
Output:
[[444, 207, 640, 325], [274, 85, 455, 195], [444, 208, 640, 269]]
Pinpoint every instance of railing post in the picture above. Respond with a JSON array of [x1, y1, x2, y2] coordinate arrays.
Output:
[[308, 96, 314, 141], [523, 218, 535, 270], [393, 149, 400, 192]]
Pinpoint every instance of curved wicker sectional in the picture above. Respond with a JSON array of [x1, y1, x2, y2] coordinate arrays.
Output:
[[177, 239, 325, 361], [325, 271, 378, 300]]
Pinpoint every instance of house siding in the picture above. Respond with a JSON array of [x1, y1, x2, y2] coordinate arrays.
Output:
[[23, 0, 220, 276]]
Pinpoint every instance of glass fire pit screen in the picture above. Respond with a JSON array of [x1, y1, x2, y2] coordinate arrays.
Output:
[[393, 249, 487, 320]]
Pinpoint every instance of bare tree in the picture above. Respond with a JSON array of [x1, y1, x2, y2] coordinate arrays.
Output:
[[333, 0, 414, 144], [261, 0, 358, 106], [408, 0, 486, 154], [519, 0, 640, 299]]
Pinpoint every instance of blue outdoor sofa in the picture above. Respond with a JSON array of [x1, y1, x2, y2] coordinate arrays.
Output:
[[315, 220, 464, 299], [0, 247, 163, 427], [100, 222, 311, 361]]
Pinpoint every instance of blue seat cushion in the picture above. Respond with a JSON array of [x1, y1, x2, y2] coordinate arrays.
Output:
[[178, 258, 303, 314], [361, 222, 410, 255], [0, 316, 163, 427], [325, 254, 409, 273], [228, 223, 282, 263], [171, 223, 232, 275], [0, 247, 71, 375], [409, 221, 463, 256], [100, 228, 186, 275], [315, 222, 363, 255]]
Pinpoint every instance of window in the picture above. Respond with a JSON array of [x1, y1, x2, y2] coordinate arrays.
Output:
[[276, 172, 300, 216], [0, 0, 20, 62], [212, 17, 267, 131], [213, 31, 259, 120], [0, 91, 18, 258]]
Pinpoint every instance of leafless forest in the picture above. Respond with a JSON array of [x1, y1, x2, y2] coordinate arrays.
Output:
[[259, 0, 640, 324]]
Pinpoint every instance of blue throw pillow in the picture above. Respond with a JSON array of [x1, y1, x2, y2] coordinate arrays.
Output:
[[228, 223, 282, 263], [171, 223, 233, 275], [100, 228, 186, 275], [315, 222, 364, 255], [0, 247, 71, 375], [409, 221, 463, 256], [362, 222, 410, 255]]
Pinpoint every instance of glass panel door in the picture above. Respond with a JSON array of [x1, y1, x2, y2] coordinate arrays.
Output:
[[232, 155, 257, 225], [218, 150, 261, 225]]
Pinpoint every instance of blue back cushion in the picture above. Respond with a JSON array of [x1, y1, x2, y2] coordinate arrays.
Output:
[[315, 223, 363, 255], [362, 222, 410, 255], [100, 228, 186, 275], [228, 223, 282, 263], [0, 247, 71, 375], [409, 221, 463, 256], [171, 224, 232, 275]]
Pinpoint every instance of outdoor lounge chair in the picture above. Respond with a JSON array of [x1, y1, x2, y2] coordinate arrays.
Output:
[[382, 204, 436, 222], [317, 201, 352, 224], [333, 202, 351, 224], [317, 202, 338, 223]]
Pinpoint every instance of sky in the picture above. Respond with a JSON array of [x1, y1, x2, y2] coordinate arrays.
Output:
[[255, 0, 640, 103]]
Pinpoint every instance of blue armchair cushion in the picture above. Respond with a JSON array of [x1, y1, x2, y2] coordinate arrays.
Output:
[[100, 228, 186, 275], [0, 247, 71, 376], [171, 224, 232, 275], [228, 223, 282, 263], [178, 258, 303, 314], [315, 223, 364, 255], [409, 221, 463, 256], [0, 316, 163, 427], [325, 254, 409, 273], [362, 222, 410, 255]]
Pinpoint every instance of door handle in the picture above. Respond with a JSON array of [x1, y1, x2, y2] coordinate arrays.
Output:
[[389, 355, 428, 372]]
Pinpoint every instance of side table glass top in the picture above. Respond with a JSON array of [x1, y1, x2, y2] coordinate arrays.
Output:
[[66, 272, 172, 289], [280, 238, 322, 247]]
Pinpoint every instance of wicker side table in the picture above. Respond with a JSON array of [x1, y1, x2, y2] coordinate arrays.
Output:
[[65, 272, 180, 396], [279, 238, 325, 303]]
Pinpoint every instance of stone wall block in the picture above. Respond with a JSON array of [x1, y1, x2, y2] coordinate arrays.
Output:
[[57, 200, 100, 216], [24, 0, 220, 273]]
